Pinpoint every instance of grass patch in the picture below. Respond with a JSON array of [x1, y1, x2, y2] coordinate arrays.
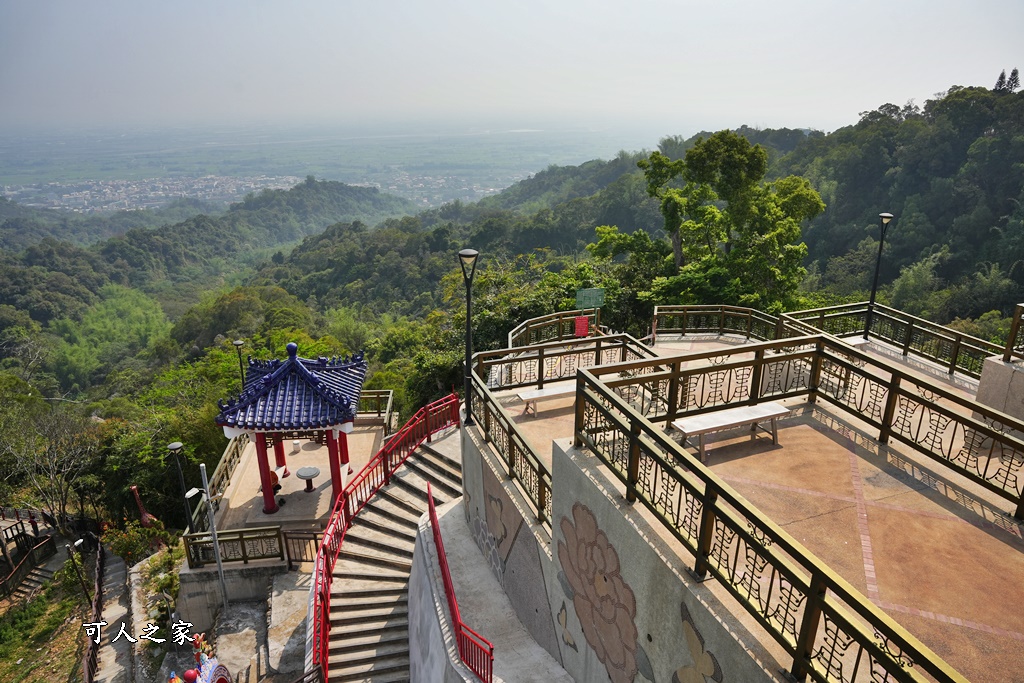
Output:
[[0, 582, 87, 683]]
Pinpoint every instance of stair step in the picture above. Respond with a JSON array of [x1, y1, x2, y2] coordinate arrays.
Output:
[[375, 488, 425, 518], [330, 586, 406, 601], [328, 655, 410, 683], [330, 595, 408, 615], [330, 606, 408, 627], [337, 549, 411, 573], [342, 531, 414, 560], [403, 458, 462, 497], [328, 619, 408, 644], [357, 505, 420, 533], [391, 471, 449, 506], [327, 639, 409, 668], [349, 515, 417, 544], [327, 630, 407, 656], [417, 442, 463, 473]]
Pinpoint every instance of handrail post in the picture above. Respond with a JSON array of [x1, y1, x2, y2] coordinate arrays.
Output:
[[749, 349, 764, 404], [625, 419, 642, 504], [691, 485, 719, 581], [574, 375, 586, 448], [949, 336, 962, 375], [879, 376, 901, 445], [790, 572, 827, 682], [666, 360, 680, 424], [538, 347, 545, 389], [902, 319, 914, 356], [809, 339, 824, 405], [1003, 304, 1024, 362]]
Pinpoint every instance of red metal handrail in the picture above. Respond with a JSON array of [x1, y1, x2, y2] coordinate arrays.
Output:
[[427, 482, 494, 682], [311, 393, 461, 681]]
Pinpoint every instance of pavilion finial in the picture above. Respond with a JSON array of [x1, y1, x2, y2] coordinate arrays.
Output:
[[287, 342, 298, 358]]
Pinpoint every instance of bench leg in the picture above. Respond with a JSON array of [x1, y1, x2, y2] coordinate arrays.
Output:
[[771, 416, 778, 445], [521, 401, 535, 417], [698, 435, 707, 463]]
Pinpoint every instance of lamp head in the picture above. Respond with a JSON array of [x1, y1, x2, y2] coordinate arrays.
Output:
[[73, 538, 84, 548], [879, 212, 894, 225], [233, 339, 244, 349], [168, 441, 183, 454], [458, 248, 479, 284]]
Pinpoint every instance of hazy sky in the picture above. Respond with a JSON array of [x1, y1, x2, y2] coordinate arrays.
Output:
[[2, 0, 1021, 137]]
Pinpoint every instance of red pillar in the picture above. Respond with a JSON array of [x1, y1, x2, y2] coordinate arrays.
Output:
[[339, 429, 352, 475], [326, 430, 342, 500], [273, 435, 289, 477], [255, 432, 278, 514]]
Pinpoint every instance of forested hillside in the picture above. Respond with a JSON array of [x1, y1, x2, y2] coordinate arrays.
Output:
[[2, 76, 1022, 534]]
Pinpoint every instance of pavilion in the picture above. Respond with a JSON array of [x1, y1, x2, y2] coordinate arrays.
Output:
[[215, 342, 368, 514]]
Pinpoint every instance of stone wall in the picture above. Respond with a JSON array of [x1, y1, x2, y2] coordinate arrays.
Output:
[[460, 425, 784, 682]]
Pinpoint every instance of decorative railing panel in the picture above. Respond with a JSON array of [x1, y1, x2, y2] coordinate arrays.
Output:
[[479, 333, 655, 392], [310, 393, 460, 682], [183, 526, 284, 569], [470, 378, 552, 526], [284, 530, 321, 570], [192, 432, 250, 532], [574, 368, 968, 683], [508, 309, 600, 348], [653, 305, 780, 342], [427, 483, 494, 682]]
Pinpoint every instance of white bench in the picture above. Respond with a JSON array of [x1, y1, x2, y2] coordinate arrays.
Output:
[[671, 402, 789, 463], [517, 383, 576, 416]]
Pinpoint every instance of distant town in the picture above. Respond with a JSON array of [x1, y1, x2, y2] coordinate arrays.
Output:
[[1, 171, 521, 213]]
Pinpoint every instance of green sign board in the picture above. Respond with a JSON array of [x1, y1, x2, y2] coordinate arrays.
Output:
[[575, 288, 605, 309]]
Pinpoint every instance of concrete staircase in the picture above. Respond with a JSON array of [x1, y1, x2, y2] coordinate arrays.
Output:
[[11, 565, 54, 602], [326, 435, 462, 683]]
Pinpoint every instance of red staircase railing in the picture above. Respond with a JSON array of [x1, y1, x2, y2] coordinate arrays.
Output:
[[311, 393, 461, 681], [427, 482, 494, 682]]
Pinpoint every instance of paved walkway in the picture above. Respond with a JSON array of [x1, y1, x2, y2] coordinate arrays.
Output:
[[93, 550, 132, 683]]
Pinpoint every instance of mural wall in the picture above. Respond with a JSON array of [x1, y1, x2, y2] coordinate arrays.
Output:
[[460, 428, 781, 682]]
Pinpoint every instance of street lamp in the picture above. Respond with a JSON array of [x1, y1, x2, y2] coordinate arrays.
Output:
[[459, 249, 480, 426], [186, 463, 228, 609], [168, 442, 196, 534], [66, 538, 91, 604], [233, 340, 246, 392], [864, 212, 895, 340]]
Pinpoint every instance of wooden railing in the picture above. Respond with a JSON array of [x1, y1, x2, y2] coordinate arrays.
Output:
[[357, 389, 396, 435], [310, 393, 461, 682], [284, 531, 321, 571], [653, 304, 783, 342], [183, 526, 284, 569], [427, 482, 494, 682], [1002, 303, 1024, 363], [574, 341, 976, 682], [82, 545, 106, 683], [507, 309, 601, 348], [191, 432, 250, 533], [0, 535, 56, 599]]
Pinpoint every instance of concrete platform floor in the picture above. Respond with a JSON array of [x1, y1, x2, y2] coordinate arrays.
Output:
[[215, 424, 384, 531], [495, 336, 1023, 682]]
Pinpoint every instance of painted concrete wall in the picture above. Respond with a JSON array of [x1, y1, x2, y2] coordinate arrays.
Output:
[[976, 355, 1024, 422], [460, 425, 784, 683], [177, 560, 284, 633], [408, 514, 479, 683]]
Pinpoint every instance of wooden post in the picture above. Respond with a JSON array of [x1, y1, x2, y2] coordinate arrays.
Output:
[[808, 339, 824, 405], [948, 336, 962, 375], [880, 376, 901, 445], [790, 572, 827, 682], [749, 348, 764, 404], [574, 374, 587, 448], [625, 419, 642, 504], [902, 320, 914, 356], [538, 347, 545, 389], [692, 484, 719, 581]]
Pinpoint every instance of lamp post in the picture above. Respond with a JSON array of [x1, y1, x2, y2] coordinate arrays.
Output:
[[459, 249, 480, 426], [864, 212, 895, 340], [187, 463, 228, 608], [66, 539, 91, 604], [168, 442, 196, 534], [233, 339, 246, 392]]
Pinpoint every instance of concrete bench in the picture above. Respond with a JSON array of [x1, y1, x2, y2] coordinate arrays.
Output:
[[671, 402, 789, 463], [517, 383, 576, 416]]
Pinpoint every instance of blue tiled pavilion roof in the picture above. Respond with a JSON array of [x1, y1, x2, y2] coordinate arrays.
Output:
[[215, 343, 368, 432]]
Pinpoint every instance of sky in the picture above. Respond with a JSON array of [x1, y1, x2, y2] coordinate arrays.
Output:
[[1, 0, 1022, 138]]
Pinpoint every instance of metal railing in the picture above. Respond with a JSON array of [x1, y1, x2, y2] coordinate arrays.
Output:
[[183, 526, 284, 569], [310, 393, 461, 682], [574, 343, 974, 682], [83, 545, 106, 683], [191, 432, 250, 533], [1002, 303, 1024, 363], [653, 304, 783, 342], [284, 531, 321, 570], [0, 535, 56, 599], [786, 303, 1000, 379], [508, 309, 601, 348], [427, 483, 494, 682]]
